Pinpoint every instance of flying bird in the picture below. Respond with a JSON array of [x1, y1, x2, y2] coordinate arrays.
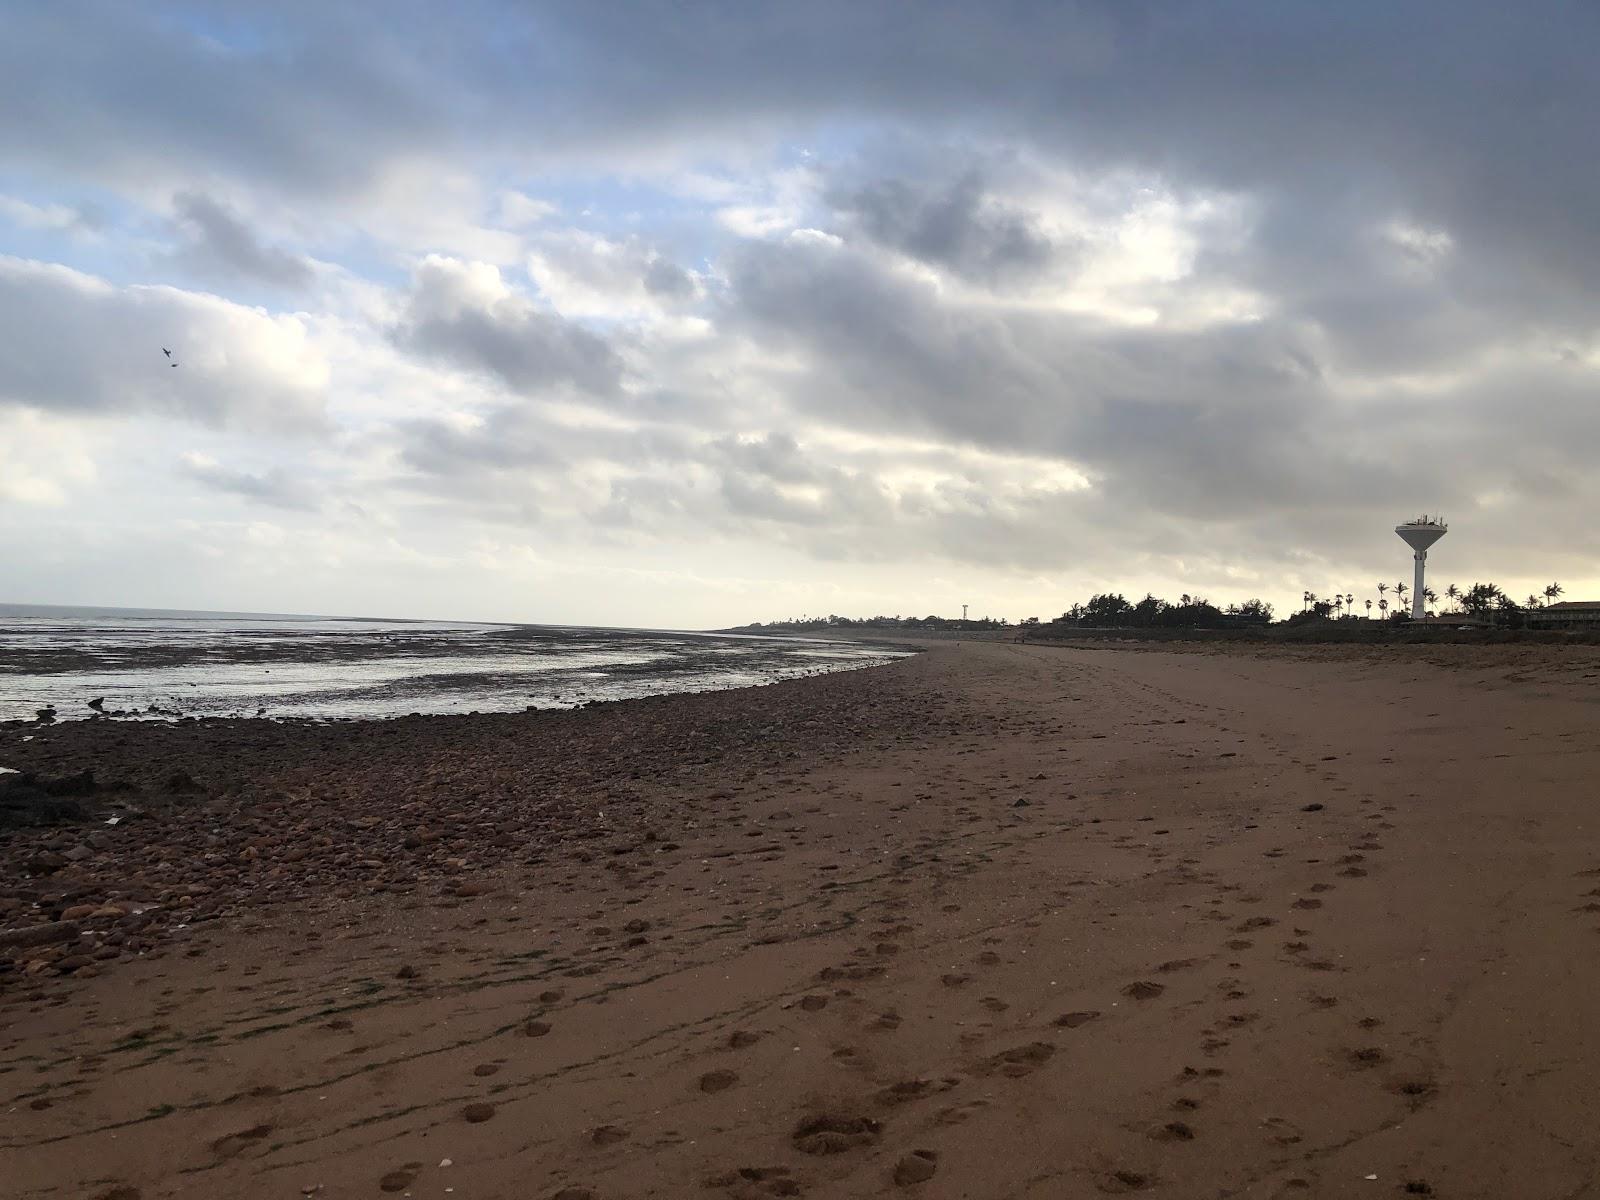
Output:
[[162, 348, 172, 358]]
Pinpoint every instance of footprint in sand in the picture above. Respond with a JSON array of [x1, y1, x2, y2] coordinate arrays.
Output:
[[1054, 1010, 1100, 1028], [379, 1165, 424, 1192], [982, 1042, 1056, 1077], [1155, 958, 1199, 973], [1123, 981, 1165, 1000], [1099, 1168, 1155, 1193], [705, 1165, 800, 1198], [1344, 1047, 1389, 1070], [1260, 1116, 1303, 1146], [875, 1078, 960, 1107], [934, 1097, 991, 1126], [211, 1124, 272, 1159], [792, 1113, 882, 1155], [1391, 1077, 1437, 1106]]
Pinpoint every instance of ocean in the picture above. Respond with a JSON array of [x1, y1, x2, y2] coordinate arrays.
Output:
[[0, 604, 911, 723]]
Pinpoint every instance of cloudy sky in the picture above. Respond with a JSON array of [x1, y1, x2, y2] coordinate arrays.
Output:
[[3, 3, 1597, 626]]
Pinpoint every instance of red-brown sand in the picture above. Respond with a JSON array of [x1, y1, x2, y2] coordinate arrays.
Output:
[[5, 640, 1600, 1199]]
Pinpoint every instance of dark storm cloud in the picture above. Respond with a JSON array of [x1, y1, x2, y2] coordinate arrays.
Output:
[[830, 171, 1061, 283], [171, 191, 313, 288], [391, 258, 622, 397]]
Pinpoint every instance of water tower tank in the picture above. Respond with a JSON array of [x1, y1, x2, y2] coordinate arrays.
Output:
[[1395, 517, 1447, 619]]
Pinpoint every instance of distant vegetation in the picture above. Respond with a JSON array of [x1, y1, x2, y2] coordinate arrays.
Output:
[[737, 592, 1274, 634], [738, 613, 1011, 633], [741, 580, 1574, 637], [1296, 579, 1566, 628]]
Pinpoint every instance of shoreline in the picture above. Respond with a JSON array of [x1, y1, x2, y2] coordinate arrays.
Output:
[[6, 641, 1600, 1198], [0, 623, 914, 724]]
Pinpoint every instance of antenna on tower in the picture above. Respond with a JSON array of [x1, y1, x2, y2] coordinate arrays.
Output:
[[1395, 516, 1447, 620]]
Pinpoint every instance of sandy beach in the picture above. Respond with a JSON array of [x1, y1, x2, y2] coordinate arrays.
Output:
[[6, 640, 1600, 1199]]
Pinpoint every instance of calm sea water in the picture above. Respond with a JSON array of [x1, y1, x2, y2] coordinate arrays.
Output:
[[0, 604, 910, 723]]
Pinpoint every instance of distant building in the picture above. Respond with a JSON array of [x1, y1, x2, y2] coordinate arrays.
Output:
[[1528, 601, 1600, 629]]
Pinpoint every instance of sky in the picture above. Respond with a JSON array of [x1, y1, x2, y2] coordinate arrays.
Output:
[[2, 2, 1597, 628]]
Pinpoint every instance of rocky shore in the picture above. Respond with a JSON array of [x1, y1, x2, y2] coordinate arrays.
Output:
[[0, 660, 943, 990]]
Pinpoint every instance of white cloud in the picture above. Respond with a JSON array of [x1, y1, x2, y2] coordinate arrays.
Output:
[[0, 256, 329, 431], [0, 195, 102, 237], [526, 230, 701, 321], [0, 410, 96, 506], [496, 190, 559, 227]]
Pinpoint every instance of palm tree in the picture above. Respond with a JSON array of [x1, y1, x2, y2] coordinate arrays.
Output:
[[1462, 582, 1506, 618], [1445, 582, 1460, 612], [1377, 582, 1388, 607], [1424, 587, 1438, 616], [1333, 595, 1344, 619], [1545, 582, 1564, 606], [1395, 581, 1409, 612], [1379, 597, 1389, 619], [1345, 593, 1354, 616], [1527, 593, 1542, 610], [1302, 590, 1312, 613], [1365, 598, 1373, 619]]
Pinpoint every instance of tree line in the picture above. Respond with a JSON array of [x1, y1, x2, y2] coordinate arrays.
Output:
[[743, 580, 1568, 634], [1300, 580, 1564, 625]]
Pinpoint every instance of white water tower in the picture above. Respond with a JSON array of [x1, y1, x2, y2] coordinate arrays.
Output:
[[1395, 517, 1447, 619]]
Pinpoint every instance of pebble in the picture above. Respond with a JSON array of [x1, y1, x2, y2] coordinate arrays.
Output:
[[893, 1151, 939, 1186]]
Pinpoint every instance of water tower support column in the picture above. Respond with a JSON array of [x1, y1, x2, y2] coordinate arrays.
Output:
[[1395, 518, 1447, 621]]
